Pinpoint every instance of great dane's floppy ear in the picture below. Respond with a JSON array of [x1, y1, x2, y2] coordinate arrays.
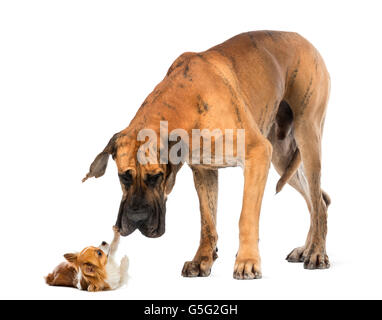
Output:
[[165, 163, 183, 195], [82, 133, 120, 183]]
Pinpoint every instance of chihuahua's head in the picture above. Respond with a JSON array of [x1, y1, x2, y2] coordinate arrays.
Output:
[[64, 241, 110, 291]]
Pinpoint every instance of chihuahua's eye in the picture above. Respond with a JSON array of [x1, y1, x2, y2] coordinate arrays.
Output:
[[146, 173, 163, 187], [97, 250, 102, 257], [119, 170, 133, 187]]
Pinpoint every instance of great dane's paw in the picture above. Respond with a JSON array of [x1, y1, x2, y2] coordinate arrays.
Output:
[[182, 257, 213, 277], [303, 251, 330, 270], [233, 258, 262, 280], [286, 246, 306, 263]]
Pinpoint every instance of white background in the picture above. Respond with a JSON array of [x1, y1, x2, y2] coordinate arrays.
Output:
[[1, 0, 381, 300]]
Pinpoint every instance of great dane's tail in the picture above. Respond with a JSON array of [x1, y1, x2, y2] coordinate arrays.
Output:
[[275, 146, 331, 209], [275, 148, 301, 194]]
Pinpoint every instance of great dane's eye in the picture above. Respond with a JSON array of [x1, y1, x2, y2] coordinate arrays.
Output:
[[146, 173, 163, 187], [119, 171, 133, 187]]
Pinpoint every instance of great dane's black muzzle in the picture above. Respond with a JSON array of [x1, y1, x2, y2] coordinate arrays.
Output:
[[115, 198, 166, 238]]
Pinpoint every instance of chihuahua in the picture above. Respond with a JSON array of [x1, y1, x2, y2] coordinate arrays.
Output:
[[46, 226, 128, 292]]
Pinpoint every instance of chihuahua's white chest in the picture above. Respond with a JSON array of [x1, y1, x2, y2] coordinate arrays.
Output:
[[105, 259, 121, 290], [105, 256, 129, 290]]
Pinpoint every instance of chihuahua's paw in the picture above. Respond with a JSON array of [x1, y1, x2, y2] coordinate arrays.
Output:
[[119, 256, 129, 286], [120, 256, 129, 269], [113, 225, 120, 234], [87, 284, 101, 292]]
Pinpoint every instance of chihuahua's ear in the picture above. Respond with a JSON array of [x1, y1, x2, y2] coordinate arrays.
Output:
[[64, 253, 78, 264], [82, 132, 120, 183]]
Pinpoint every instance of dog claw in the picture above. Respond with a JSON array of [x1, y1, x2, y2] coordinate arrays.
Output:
[[233, 271, 262, 280], [182, 249, 217, 278], [182, 259, 212, 278], [288, 246, 330, 269], [303, 252, 330, 270], [233, 258, 262, 280], [286, 246, 306, 263], [304, 261, 316, 270], [244, 271, 262, 280]]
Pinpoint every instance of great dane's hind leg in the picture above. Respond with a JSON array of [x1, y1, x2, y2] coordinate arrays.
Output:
[[182, 167, 218, 277], [279, 47, 331, 269], [293, 119, 330, 269], [268, 122, 313, 263], [285, 185, 331, 264], [269, 114, 331, 265], [233, 137, 272, 280]]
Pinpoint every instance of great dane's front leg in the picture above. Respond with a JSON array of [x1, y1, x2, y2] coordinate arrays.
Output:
[[233, 138, 272, 280], [182, 167, 218, 277]]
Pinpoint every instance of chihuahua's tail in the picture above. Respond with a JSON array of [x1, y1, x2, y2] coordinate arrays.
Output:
[[119, 256, 129, 287]]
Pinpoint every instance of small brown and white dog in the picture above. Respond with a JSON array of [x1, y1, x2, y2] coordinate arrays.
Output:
[[45, 226, 128, 292]]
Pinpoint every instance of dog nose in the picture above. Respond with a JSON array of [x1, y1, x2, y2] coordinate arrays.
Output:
[[129, 210, 149, 222], [101, 241, 107, 246]]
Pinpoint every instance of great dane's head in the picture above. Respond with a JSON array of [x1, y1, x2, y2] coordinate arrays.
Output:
[[82, 131, 181, 238]]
